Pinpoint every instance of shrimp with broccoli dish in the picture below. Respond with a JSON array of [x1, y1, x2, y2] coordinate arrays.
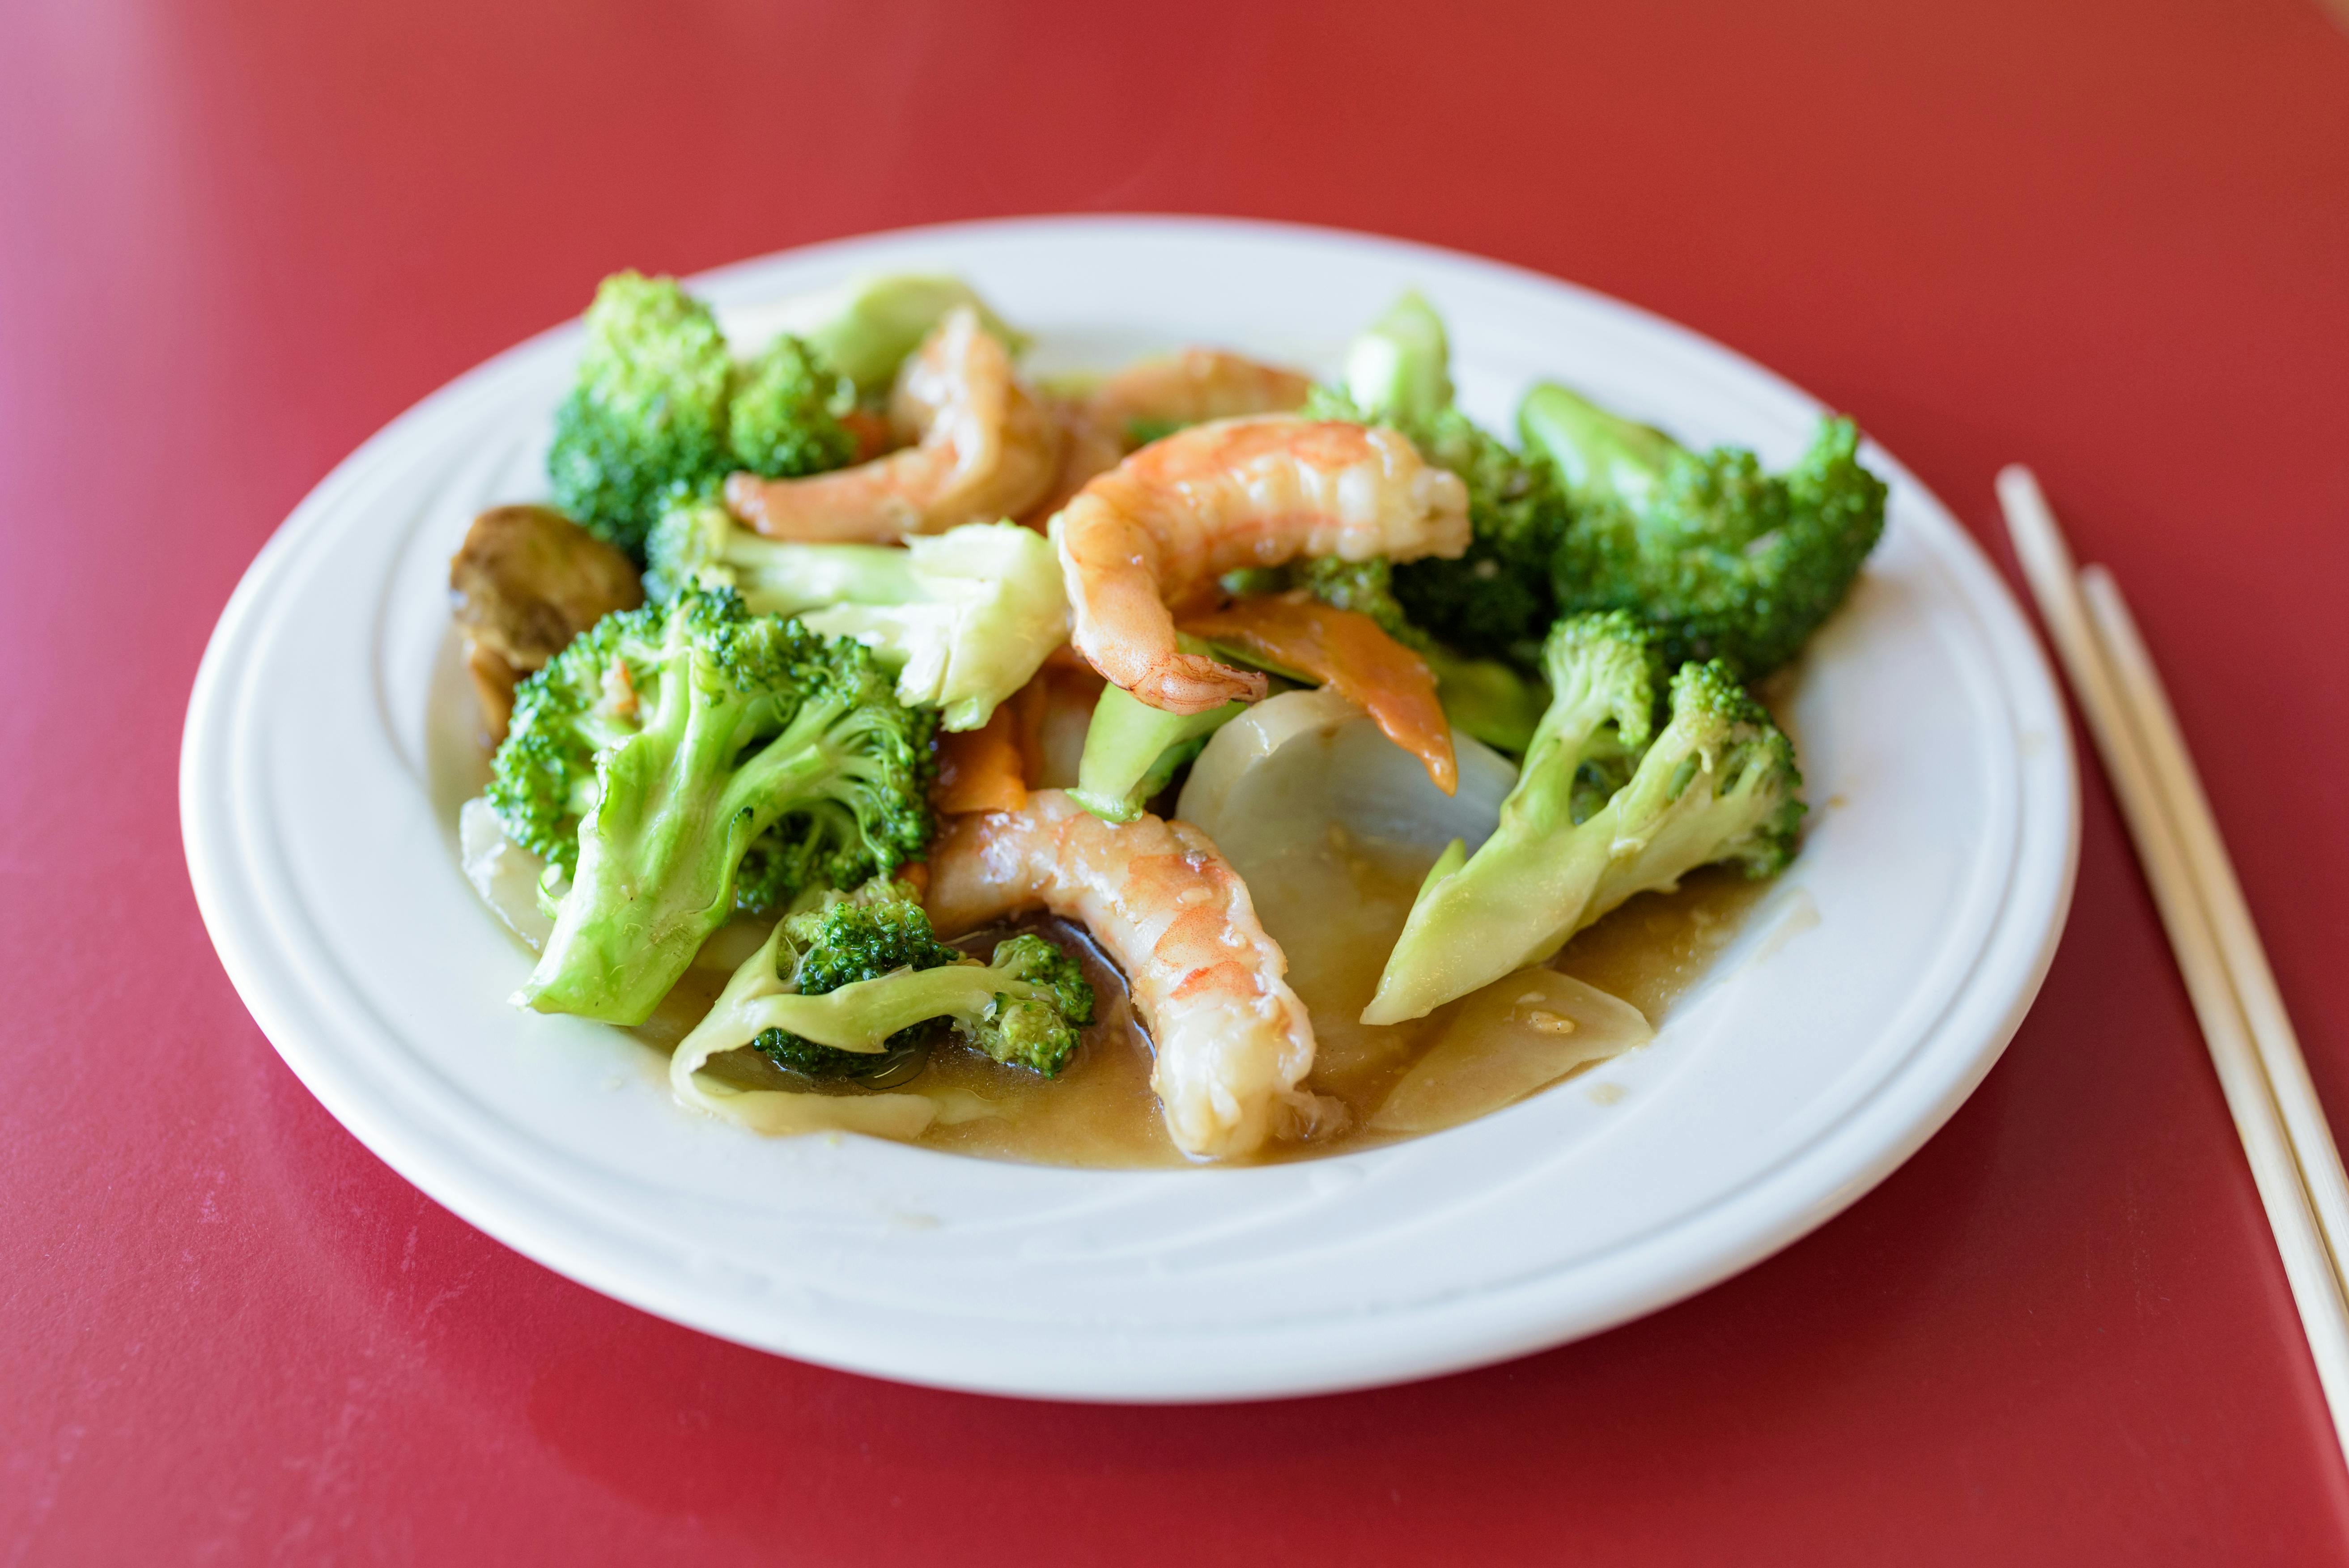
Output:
[[446, 270, 1883, 1165]]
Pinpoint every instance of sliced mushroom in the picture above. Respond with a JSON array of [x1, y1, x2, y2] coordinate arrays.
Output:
[[449, 504, 642, 742]]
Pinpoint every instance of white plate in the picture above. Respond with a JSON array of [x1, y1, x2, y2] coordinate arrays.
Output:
[[181, 216, 2077, 1402]]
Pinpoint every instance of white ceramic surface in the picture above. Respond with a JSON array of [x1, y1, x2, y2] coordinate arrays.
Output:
[[180, 216, 2078, 1402]]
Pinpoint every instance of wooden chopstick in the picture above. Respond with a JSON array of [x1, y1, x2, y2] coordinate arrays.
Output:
[[2077, 566, 2349, 1282], [1997, 465, 2349, 1456]]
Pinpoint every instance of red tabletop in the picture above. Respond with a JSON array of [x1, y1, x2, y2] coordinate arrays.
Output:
[[8, 0, 2349, 1560]]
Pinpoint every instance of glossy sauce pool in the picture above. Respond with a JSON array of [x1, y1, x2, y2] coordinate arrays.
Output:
[[642, 846, 1769, 1170], [454, 653, 1775, 1170]]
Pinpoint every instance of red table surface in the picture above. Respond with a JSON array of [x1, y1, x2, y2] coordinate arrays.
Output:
[[6, 0, 2348, 1560]]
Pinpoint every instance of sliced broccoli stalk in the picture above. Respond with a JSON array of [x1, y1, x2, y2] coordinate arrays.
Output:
[[1071, 650, 1250, 824], [788, 275, 1028, 398], [491, 590, 934, 1025], [797, 524, 1070, 733], [1516, 383, 1682, 509], [1342, 289, 1453, 428], [1363, 613, 1803, 1024], [646, 505, 1067, 731], [1418, 647, 1549, 756], [1521, 384, 1888, 678], [643, 498, 915, 608], [691, 881, 1097, 1080]]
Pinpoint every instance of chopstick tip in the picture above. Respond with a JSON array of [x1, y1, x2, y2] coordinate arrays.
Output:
[[1995, 463, 2043, 510]]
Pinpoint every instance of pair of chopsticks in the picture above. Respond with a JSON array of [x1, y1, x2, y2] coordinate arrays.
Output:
[[1998, 467, 2349, 1455]]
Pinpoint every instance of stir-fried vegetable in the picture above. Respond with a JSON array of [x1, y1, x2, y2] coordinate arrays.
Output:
[[1179, 593, 1457, 795]]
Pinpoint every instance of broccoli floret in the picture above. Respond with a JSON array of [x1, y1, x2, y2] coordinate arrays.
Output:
[[489, 588, 935, 1024], [645, 505, 1068, 731], [1522, 385, 1887, 678], [969, 934, 1095, 1075], [691, 880, 1098, 1081], [1341, 289, 1454, 427], [547, 273, 735, 559], [1304, 304, 1566, 665], [547, 274, 853, 560], [1363, 612, 1803, 1024], [1387, 409, 1567, 666], [752, 880, 965, 1083], [728, 333, 856, 480], [1123, 415, 1187, 449]]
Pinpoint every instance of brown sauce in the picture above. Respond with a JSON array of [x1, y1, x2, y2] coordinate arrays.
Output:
[[444, 629, 1770, 1171], [644, 844, 1765, 1171]]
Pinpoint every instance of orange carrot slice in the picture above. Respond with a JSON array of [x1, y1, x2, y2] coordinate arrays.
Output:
[[839, 407, 896, 463], [1179, 592, 1457, 795], [931, 705, 1028, 815]]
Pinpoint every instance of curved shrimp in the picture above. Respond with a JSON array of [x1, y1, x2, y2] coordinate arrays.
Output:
[[725, 307, 1061, 543], [925, 790, 1334, 1160], [1052, 416, 1470, 714], [1093, 348, 1314, 433], [1025, 349, 1315, 523]]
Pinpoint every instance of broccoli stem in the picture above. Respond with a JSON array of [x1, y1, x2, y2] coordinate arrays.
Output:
[[1071, 679, 1248, 823], [705, 536, 919, 615], [1344, 289, 1454, 426], [728, 965, 1053, 1051], [517, 654, 857, 1024], [1419, 645, 1548, 754], [795, 276, 1028, 397], [1516, 384, 1680, 506]]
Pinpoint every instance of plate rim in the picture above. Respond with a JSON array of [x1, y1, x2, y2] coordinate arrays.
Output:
[[182, 212, 2080, 1402]]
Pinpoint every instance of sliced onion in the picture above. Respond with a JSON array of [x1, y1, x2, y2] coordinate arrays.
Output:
[[1173, 690, 1521, 1108], [459, 796, 554, 951], [1175, 688, 1516, 867], [1368, 969, 1652, 1135]]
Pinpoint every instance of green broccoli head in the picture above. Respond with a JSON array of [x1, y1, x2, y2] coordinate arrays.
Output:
[[548, 274, 856, 560], [1363, 612, 1802, 1024], [1524, 385, 1887, 678], [688, 878, 1098, 1084], [483, 606, 669, 868], [964, 933, 1095, 1076], [489, 588, 935, 1024], [1301, 390, 1566, 669], [1535, 609, 1665, 761], [1292, 554, 1423, 646], [1597, 659, 1805, 892], [1393, 408, 1570, 665], [752, 879, 964, 1083], [1070, 641, 1249, 823], [548, 273, 735, 558], [728, 333, 856, 480]]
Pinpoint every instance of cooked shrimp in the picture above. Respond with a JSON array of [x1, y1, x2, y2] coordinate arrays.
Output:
[[1094, 348, 1314, 433], [725, 307, 1060, 542], [925, 789, 1334, 1160], [1026, 349, 1315, 523], [1052, 416, 1470, 714]]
